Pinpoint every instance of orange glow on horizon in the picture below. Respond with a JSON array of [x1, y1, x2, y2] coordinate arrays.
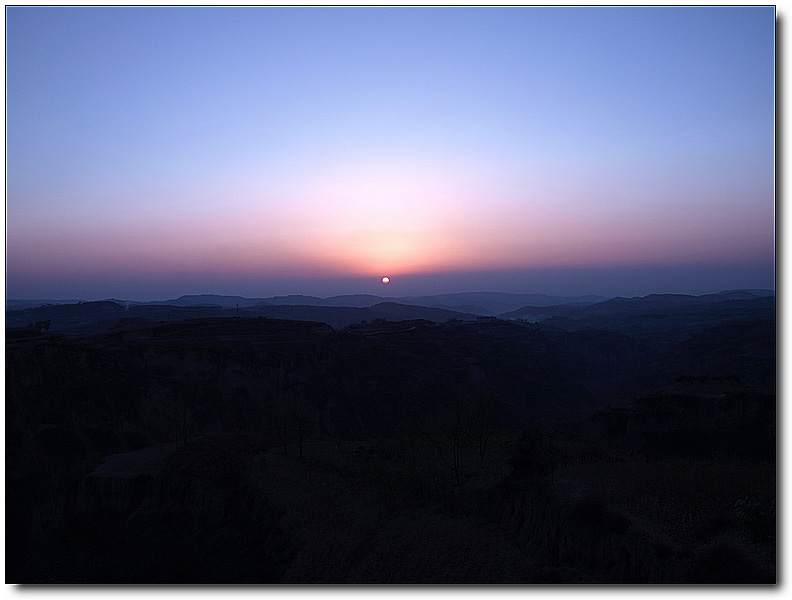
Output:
[[10, 152, 774, 285]]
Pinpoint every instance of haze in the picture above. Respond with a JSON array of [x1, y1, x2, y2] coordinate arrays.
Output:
[[5, 6, 775, 301]]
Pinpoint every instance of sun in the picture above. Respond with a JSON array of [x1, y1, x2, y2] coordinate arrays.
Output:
[[381, 276, 390, 284]]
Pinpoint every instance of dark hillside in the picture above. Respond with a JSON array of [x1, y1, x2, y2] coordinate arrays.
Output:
[[502, 295, 774, 350], [5, 300, 480, 334], [653, 319, 775, 389], [6, 305, 775, 583]]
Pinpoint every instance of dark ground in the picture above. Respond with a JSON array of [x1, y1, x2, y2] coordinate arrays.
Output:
[[5, 296, 776, 583]]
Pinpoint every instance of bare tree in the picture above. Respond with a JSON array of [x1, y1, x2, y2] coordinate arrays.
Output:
[[422, 394, 466, 487], [168, 389, 197, 447], [265, 389, 291, 455], [467, 389, 496, 468], [290, 388, 316, 460], [264, 388, 315, 458], [508, 423, 563, 483]]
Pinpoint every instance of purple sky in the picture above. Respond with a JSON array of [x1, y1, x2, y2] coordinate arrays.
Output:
[[5, 6, 775, 300]]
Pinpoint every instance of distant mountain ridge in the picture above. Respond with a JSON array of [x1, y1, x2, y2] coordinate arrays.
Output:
[[395, 292, 607, 315], [6, 289, 775, 322], [7, 291, 610, 315], [135, 291, 609, 314], [499, 290, 775, 350], [4, 299, 482, 334], [132, 294, 266, 308], [501, 289, 775, 321], [6, 298, 83, 310]]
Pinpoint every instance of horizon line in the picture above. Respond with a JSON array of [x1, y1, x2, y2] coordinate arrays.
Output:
[[5, 286, 777, 306]]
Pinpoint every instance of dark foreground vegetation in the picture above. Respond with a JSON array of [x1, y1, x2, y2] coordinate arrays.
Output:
[[6, 294, 775, 583]]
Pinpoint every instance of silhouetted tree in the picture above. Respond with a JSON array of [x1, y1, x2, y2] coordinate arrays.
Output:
[[265, 389, 291, 455], [467, 389, 496, 468], [290, 389, 316, 459], [28, 320, 51, 332], [265, 388, 316, 458], [166, 388, 198, 447], [422, 392, 465, 487], [508, 424, 561, 483]]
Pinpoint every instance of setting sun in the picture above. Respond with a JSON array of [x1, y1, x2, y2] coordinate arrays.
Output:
[[381, 276, 390, 284]]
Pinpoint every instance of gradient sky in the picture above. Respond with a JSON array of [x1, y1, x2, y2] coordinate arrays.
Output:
[[5, 6, 775, 300]]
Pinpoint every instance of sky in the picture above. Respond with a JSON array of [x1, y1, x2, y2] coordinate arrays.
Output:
[[5, 6, 776, 300]]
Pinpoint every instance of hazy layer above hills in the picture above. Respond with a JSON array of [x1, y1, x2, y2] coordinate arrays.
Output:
[[7, 291, 609, 316], [6, 289, 775, 336], [8, 288, 775, 411], [4, 300, 482, 334], [502, 289, 774, 317], [501, 290, 775, 349]]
